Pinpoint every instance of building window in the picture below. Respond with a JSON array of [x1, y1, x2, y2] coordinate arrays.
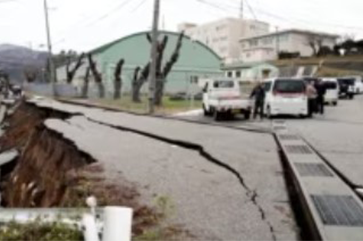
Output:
[[216, 25, 226, 31], [249, 39, 258, 47], [262, 37, 273, 45], [236, 71, 241, 78], [278, 34, 289, 42], [227, 71, 233, 78]]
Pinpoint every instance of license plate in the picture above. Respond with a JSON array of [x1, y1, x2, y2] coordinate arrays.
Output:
[[232, 109, 240, 114]]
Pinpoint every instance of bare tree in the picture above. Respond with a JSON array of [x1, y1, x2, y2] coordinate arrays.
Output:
[[131, 32, 184, 104], [306, 35, 323, 57], [87, 54, 104, 98], [82, 67, 90, 98], [154, 31, 184, 106], [66, 53, 85, 84], [132, 64, 149, 102], [113, 58, 125, 99]]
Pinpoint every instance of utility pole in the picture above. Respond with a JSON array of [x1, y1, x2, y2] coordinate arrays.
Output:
[[239, 0, 243, 19], [44, 0, 56, 96], [148, 0, 160, 114]]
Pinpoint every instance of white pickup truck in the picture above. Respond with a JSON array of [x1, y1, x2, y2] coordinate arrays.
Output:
[[202, 78, 252, 121]]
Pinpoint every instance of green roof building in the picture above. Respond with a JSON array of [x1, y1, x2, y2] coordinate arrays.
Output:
[[57, 31, 222, 97]]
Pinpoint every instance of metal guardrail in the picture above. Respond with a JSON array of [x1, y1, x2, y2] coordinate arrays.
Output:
[[274, 121, 363, 240]]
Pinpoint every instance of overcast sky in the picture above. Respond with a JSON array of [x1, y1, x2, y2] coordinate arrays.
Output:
[[1, 0, 363, 53]]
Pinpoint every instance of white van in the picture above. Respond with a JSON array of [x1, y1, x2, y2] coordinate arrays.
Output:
[[341, 76, 363, 94], [321, 78, 339, 106], [263, 78, 308, 118], [353, 77, 363, 94], [202, 78, 251, 120]]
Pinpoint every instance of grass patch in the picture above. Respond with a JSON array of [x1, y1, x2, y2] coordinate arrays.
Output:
[[0, 220, 83, 241]]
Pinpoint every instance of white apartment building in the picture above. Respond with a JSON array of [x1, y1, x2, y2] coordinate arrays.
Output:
[[240, 29, 339, 62], [178, 18, 269, 62]]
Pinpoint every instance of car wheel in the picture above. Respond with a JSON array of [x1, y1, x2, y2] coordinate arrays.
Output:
[[333, 101, 338, 106], [244, 110, 251, 120], [349, 94, 354, 99], [266, 106, 272, 119], [213, 109, 221, 121], [203, 104, 210, 116]]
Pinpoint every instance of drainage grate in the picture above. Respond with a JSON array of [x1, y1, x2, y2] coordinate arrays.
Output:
[[311, 195, 363, 226], [274, 120, 285, 124], [273, 126, 286, 131], [285, 145, 313, 154], [279, 134, 300, 140], [295, 163, 333, 177]]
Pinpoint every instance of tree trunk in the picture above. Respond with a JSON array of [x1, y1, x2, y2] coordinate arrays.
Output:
[[82, 67, 90, 98], [97, 82, 105, 98], [66, 53, 85, 84], [114, 81, 121, 99], [87, 54, 104, 98], [113, 59, 125, 99], [154, 32, 184, 106], [154, 79, 165, 106], [132, 64, 149, 103]]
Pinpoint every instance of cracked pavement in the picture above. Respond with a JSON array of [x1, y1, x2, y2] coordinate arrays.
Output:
[[31, 97, 298, 240]]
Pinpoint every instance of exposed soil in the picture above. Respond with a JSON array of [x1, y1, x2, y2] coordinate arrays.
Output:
[[0, 101, 191, 240]]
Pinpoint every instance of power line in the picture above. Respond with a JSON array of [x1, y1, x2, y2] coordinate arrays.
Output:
[[53, 0, 134, 46], [130, 0, 148, 13], [195, 0, 233, 14], [83, 0, 134, 28], [202, 0, 363, 33], [244, 0, 257, 20]]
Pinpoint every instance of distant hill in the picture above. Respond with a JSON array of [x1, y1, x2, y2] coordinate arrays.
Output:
[[0, 44, 48, 84]]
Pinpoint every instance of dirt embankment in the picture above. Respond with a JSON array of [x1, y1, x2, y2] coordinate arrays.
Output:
[[0, 101, 189, 239]]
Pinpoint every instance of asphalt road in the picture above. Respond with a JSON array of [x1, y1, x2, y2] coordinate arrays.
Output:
[[178, 95, 363, 188], [31, 97, 298, 240]]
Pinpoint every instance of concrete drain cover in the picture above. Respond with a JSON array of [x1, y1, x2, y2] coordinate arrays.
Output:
[[279, 134, 300, 140], [273, 126, 286, 131], [295, 163, 333, 177], [311, 195, 363, 226], [285, 145, 313, 154]]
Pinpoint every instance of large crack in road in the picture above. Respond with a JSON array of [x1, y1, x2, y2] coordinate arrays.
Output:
[[85, 116, 277, 241]]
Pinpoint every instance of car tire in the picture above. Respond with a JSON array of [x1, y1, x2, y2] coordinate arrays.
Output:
[[203, 104, 210, 116], [266, 106, 272, 119], [244, 110, 251, 120], [349, 94, 354, 99], [213, 109, 221, 121], [333, 101, 338, 106]]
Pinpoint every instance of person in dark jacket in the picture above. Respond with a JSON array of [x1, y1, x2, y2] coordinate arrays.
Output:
[[250, 83, 266, 119], [315, 79, 326, 114]]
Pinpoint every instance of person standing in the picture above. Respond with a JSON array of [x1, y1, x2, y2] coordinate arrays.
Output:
[[306, 81, 317, 118], [315, 79, 326, 114], [250, 82, 266, 119]]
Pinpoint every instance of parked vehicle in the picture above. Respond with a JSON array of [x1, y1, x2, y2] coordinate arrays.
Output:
[[263, 78, 308, 118], [337, 78, 355, 99], [352, 76, 363, 94], [202, 78, 251, 120], [321, 78, 339, 106]]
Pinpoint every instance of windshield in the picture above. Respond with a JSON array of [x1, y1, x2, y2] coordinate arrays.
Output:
[[213, 80, 235, 88], [263, 82, 272, 91], [273, 80, 306, 93], [338, 78, 355, 85], [324, 82, 337, 89]]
